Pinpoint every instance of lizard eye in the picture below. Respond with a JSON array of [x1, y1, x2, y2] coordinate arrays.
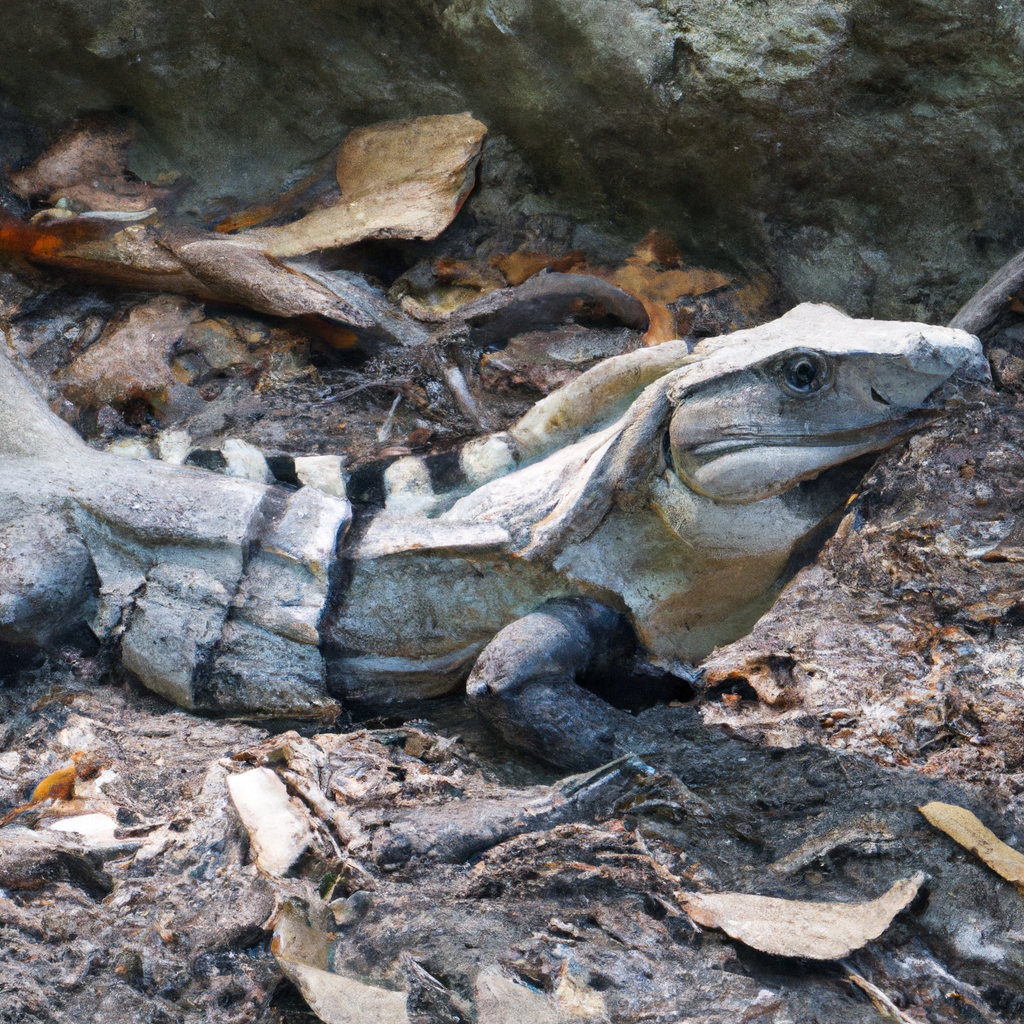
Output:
[[777, 350, 830, 396]]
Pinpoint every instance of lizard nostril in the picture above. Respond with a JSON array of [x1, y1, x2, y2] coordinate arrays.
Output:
[[870, 387, 891, 406]]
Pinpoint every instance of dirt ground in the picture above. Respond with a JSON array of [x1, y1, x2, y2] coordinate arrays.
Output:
[[3, 115, 1024, 1024]]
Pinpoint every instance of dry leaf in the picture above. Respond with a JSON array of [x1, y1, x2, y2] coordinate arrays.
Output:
[[491, 249, 586, 287], [271, 900, 410, 1024], [632, 229, 684, 268], [557, 232, 730, 346], [233, 114, 487, 257], [675, 873, 924, 959], [171, 241, 377, 326], [919, 801, 1024, 894], [9, 114, 169, 213]]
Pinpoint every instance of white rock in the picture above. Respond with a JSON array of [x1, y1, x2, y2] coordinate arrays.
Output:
[[226, 766, 314, 876], [294, 455, 347, 499], [55, 712, 105, 752], [73, 766, 120, 800], [48, 812, 119, 843], [133, 827, 174, 865], [0, 750, 21, 779], [221, 438, 274, 483]]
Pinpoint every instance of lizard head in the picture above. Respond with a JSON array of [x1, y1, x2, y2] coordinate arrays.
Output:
[[663, 304, 986, 504]]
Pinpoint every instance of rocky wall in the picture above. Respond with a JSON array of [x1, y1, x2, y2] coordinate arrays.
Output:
[[2, 1, 1024, 321]]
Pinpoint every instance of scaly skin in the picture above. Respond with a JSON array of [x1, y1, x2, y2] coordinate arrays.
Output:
[[0, 303, 984, 764]]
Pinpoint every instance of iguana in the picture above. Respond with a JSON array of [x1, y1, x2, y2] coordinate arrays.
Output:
[[0, 303, 984, 767]]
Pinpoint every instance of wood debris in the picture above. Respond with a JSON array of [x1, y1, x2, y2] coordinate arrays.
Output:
[[847, 972, 917, 1024]]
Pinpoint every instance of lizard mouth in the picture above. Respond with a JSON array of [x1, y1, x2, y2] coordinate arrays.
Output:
[[671, 407, 946, 504], [680, 407, 944, 466]]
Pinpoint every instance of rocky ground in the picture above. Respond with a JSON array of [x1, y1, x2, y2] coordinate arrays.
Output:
[[2, 109, 1024, 1024]]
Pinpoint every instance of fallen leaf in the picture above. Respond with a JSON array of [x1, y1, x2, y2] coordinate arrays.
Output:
[[0, 206, 112, 261], [271, 900, 410, 1024], [557, 232, 730, 345], [491, 249, 586, 287], [675, 873, 924, 959], [232, 114, 487, 257], [31, 764, 77, 803], [277, 960, 410, 1024], [474, 967, 570, 1024], [919, 801, 1024, 894], [10, 114, 169, 213], [632, 229, 684, 268], [606, 261, 730, 345]]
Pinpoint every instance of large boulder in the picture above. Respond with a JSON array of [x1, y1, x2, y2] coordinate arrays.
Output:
[[1, 1, 1021, 321]]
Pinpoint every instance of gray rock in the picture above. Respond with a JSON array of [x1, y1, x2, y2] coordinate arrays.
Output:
[[0, 1, 1021, 320], [0, 513, 96, 646]]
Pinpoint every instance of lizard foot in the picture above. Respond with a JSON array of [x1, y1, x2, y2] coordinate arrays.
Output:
[[466, 598, 637, 771]]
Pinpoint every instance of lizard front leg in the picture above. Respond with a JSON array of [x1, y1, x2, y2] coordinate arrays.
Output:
[[466, 598, 637, 770]]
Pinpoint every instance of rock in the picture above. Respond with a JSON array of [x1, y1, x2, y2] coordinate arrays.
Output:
[[989, 346, 1024, 393], [177, 317, 254, 372], [58, 294, 201, 407], [0, 826, 113, 898], [1, 2, 1020, 319], [156, 427, 192, 464], [226, 767, 315, 876]]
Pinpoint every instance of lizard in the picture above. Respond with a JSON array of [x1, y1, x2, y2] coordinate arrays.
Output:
[[0, 302, 984, 767]]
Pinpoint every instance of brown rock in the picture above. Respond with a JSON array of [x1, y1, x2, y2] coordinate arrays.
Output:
[[989, 347, 1024, 392], [178, 318, 255, 371], [59, 296, 202, 407]]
